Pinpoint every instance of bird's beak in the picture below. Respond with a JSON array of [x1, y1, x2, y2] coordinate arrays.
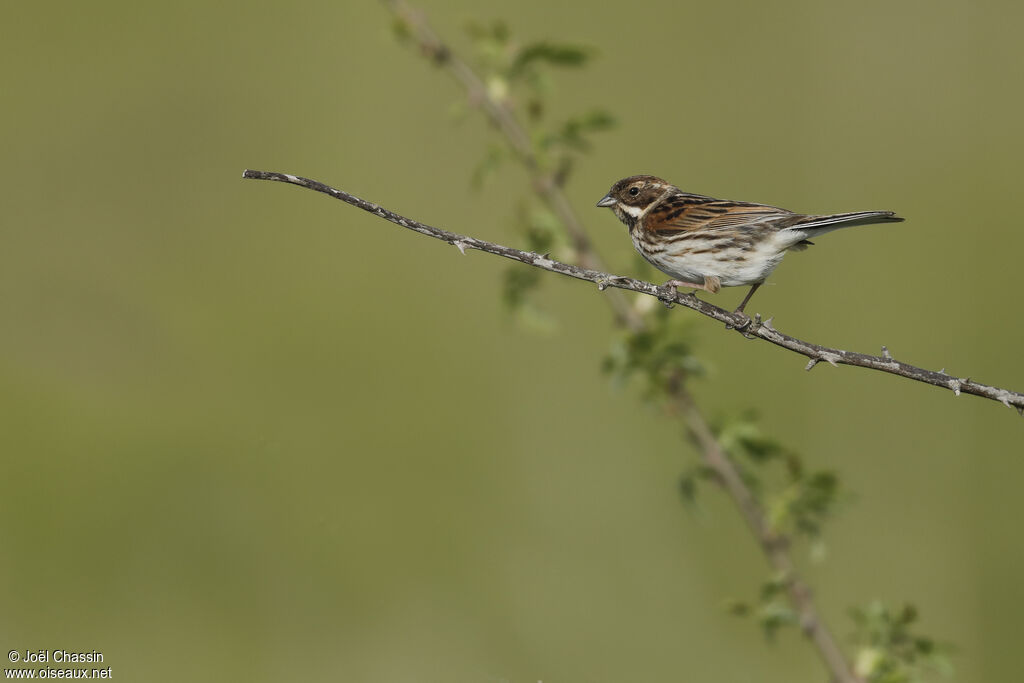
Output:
[[596, 194, 617, 208]]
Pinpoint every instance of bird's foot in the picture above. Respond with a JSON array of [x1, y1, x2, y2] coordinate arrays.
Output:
[[726, 312, 752, 332], [657, 281, 680, 307]]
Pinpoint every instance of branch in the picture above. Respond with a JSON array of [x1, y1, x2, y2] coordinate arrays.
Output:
[[676, 387, 860, 683], [385, 0, 641, 331], [242, 169, 1024, 416], [241, 168, 867, 681]]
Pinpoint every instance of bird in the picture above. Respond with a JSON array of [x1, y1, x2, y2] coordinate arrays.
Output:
[[596, 175, 903, 314]]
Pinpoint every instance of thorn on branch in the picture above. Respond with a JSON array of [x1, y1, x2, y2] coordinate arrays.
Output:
[[806, 353, 840, 370], [881, 346, 893, 360], [452, 239, 470, 255], [763, 316, 775, 331], [949, 380, 962, 396]]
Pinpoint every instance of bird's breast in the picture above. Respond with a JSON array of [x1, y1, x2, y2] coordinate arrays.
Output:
[[630, 226, 789, 286]]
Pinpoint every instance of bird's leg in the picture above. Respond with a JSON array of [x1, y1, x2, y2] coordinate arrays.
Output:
[[660, 276, 721, 307], [664, 275, 721, 294], [734, 282, 762, 314], [724, 282, 764, 332]]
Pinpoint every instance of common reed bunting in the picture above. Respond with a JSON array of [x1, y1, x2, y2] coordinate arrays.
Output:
[[597, 175, 903, 313]]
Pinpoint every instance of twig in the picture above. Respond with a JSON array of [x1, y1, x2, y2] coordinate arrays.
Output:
[[676, 387, 860, 683], [241, 169, 1024, 415], [385, 0, 641, 331]]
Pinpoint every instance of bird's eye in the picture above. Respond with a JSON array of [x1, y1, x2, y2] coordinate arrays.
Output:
[[628, 187, 640, 196]]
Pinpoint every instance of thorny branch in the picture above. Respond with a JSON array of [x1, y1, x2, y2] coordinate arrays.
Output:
[[242, 169, 1024, 416], [242, 167, 865, 682]]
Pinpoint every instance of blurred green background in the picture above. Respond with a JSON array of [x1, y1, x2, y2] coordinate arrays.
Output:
[[2, 1, 1022, 681]]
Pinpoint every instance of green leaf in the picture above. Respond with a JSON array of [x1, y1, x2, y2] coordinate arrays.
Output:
[[510, 42, 593, 74], [540, 109, 618, 152], [521, 206, 561, 253], [678, 464, 717, 507], [391, 17, 412, 42], [679, 470, 698, 504], [758, 602, 797, 641], [759, 572, 790, 601], [465, 19, 509, 44], [602, 307, 704, 403], [502, 264, 541, 310], [715, 414, 787, 465], [849, 601, 953, 682]]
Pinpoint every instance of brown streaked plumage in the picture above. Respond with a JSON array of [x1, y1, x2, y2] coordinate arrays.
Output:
[[596, 175, 904, 313]]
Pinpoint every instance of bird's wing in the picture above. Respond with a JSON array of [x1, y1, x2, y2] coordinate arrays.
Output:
[[648, 196, 797, 233]]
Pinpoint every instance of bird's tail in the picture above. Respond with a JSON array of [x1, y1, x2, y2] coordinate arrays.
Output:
[[787, 210, 904, 235]]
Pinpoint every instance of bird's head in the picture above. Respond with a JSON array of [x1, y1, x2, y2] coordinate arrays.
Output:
[[596, 175, 675, 225]]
